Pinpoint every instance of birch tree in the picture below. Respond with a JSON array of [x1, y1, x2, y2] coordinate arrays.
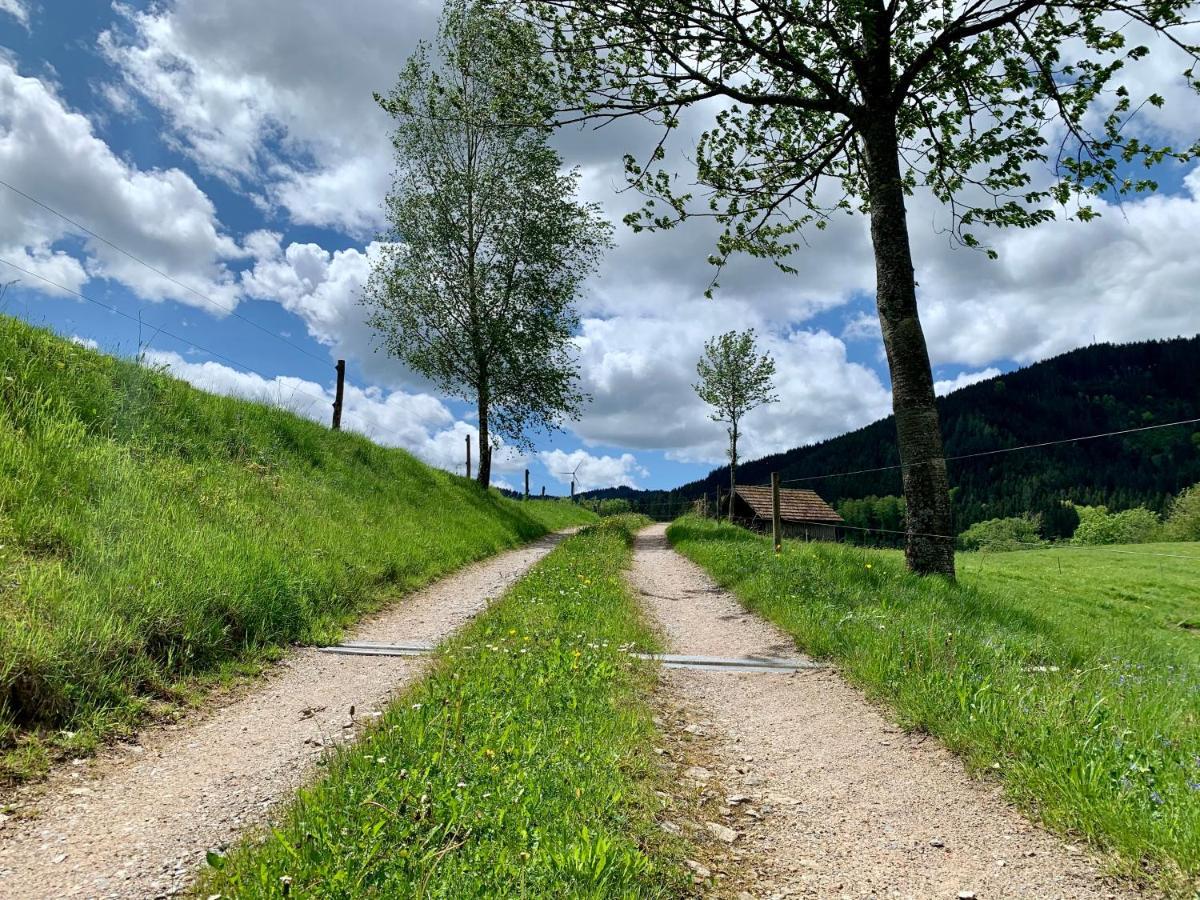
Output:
[[365, 0, 610, 487], [695, 329, 779, 521]]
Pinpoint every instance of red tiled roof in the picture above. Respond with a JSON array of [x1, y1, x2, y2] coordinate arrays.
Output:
[[733, 485, 844, 524]]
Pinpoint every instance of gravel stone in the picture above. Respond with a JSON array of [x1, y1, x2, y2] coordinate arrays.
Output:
[[706, 821, 739, 843], [685, 859, 712, 878]]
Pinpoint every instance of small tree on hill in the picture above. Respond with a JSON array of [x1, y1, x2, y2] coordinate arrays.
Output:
[[1163, 483, 1200, 541], [527, 0, 1200, 576], [957, 515, 1044, 552], [365, 0, 611, 488], [1072, 505, 1161, 545], [694, 330, 778, 522]]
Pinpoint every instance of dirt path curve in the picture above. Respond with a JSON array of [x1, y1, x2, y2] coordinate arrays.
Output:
[[630, 524, 1141, 900], [0, 531, 572, 900]]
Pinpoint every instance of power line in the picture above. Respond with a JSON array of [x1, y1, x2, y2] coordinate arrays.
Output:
[[1042, 545, 1200, 561], [780, 460, 909, 484], [780, 416, 1200, 486], [0, 178, 330, 365]]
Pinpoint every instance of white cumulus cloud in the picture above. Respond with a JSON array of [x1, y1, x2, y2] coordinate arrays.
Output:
[[99, 0, 440, 235], [934, 368, 1003, 397], [0, 0, 29, 28], [0, 58, 243, 309], [913, 167, 1200, 367], [239, 233, 423, 387], [573, 308, 893, 466]]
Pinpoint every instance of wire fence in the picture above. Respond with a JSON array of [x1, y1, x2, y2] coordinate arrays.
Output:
[[749, 513, 1200, 560], [780, 417, 1200, 486]]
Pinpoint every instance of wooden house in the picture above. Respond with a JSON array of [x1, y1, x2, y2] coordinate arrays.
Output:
[[727, 485, 844, 541]]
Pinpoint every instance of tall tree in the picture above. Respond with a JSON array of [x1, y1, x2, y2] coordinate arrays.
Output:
[[365, 0, 610, 487], [527, 0, 1199, 576], [694, 329, 779, 521]]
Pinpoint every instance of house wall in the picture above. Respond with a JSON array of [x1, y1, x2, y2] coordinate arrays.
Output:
[[782, 522, 839, 542]]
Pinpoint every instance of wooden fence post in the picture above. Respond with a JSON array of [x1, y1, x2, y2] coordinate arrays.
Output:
[[524, 468, 530, 500], [541, 485, 546, 497], [331, 359, 345, 430], [771, 472, 782, 553], [716, 487, 723, 521], [465, 434, 472, 480]]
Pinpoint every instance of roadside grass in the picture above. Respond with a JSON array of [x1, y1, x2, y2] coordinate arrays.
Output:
[[0, 316, 594, 782], [201, 515, 692, 898], [668, 515, 1200, 891]]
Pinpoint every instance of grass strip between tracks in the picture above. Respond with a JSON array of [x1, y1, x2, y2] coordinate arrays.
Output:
[[202, 515, 693, 898]]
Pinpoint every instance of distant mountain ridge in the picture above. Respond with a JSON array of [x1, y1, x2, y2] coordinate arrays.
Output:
[[582, 335, 1200, 527]]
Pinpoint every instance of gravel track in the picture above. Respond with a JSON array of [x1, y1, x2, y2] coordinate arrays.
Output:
[[0, 532, 570, 899], [630, 524, 1143, 900]]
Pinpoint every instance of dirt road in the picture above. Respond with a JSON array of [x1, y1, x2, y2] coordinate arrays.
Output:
[[0, 532, 569, 899], [630, 524, 1139, 900]]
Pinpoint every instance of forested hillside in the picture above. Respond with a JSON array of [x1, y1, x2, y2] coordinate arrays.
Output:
[[587, 336, 1200, 527]]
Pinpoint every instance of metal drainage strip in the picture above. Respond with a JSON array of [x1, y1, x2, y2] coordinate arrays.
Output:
[[319, 642, 822, 673], [634, 653, 822, 673], [319, 641, 433, 657]]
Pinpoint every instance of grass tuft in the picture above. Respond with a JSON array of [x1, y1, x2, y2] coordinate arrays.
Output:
[[201, 515, 692, 898], [668, 515, 1200, 892], [0, 316, 594, 781]]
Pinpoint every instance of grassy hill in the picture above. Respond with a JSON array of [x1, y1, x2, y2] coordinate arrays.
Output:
[[586, 335, 1200, 526], [0, 316, 593, 780]]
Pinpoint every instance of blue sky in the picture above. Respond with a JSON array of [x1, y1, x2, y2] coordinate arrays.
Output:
[[2, 1, 1198, 494]]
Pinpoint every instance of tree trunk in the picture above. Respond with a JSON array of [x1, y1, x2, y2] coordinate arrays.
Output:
[[476, 393, 492, 489], [728, 424, 738, 523], [861, 119, 956, 578]]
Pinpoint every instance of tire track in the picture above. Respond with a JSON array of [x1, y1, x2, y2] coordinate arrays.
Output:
[[629, 524, 1141, 900]]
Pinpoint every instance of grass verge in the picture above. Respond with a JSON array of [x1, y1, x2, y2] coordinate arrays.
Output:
[[668, 515, 1200, 892], [201, 515, 692, 898], [0, 316, 594, 782]]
